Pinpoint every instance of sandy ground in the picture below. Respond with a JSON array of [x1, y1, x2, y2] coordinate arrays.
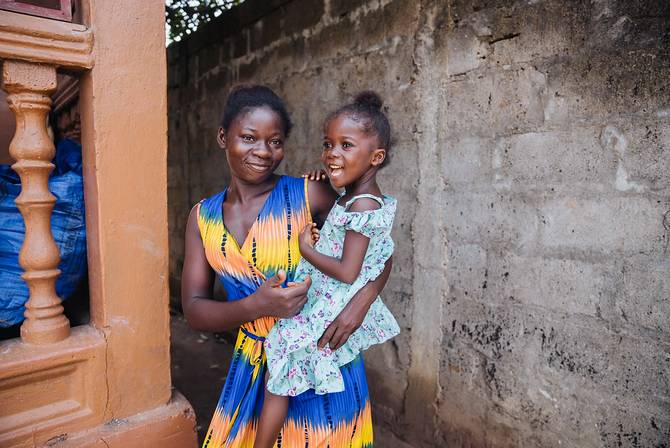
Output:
[[170, 313, 234, 444]]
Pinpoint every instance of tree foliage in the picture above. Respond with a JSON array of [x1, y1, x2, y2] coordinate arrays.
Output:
[[165, 0, 242, 43]]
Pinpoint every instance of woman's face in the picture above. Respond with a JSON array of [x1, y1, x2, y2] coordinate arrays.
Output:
[[218, 106, 285, 184]]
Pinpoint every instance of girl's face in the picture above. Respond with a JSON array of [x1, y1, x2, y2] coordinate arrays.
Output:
[[321, 114, 386, 189], [218, 106, 285, 184]]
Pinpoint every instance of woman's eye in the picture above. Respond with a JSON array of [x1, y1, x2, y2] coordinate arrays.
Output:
[[271, 139, 282, 146], [242, 135, 254, 142], [322, 142, 332, 149], [342, 142, 353, 149]]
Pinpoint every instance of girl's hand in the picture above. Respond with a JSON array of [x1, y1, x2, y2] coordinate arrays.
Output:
[[252, 270, 311, 318], [318, 258, 392, 350], [317, 291, 370, 350], [299, 223, 319, 250], [302, 169, 328, 181]]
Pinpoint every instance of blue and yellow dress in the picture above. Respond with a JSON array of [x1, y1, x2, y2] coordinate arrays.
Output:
[[197, 175, 373, 448]]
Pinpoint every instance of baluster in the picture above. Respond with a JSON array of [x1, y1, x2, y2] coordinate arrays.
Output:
[[3, 60, 70, 343]]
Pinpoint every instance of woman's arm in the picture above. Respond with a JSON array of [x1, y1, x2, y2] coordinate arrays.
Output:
[[306, 178, 338, 227], [181, 205, 312, 332]]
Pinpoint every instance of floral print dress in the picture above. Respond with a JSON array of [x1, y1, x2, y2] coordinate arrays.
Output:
[[265, 193, 400, 396]]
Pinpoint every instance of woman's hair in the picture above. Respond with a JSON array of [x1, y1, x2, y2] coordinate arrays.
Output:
[[220, 84, 293, 137], [326, 90, 392, 166]]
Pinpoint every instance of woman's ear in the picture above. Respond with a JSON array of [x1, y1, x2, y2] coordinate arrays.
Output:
[[371, 148, 386, 166], [217, 127, 227, 150]]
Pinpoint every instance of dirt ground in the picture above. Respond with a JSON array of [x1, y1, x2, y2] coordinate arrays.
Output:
[[170, 312, 406, 447], [170, 313, 234, 444]]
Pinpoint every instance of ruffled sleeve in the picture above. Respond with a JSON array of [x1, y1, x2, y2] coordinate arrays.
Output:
[[343, 197, 396, 239], [343, 209, 388, 239]]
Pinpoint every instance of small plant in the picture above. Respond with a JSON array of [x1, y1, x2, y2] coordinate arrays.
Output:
[[166, 0, 243, 44]]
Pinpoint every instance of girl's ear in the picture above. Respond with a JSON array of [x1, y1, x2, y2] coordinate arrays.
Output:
[[371, 148, 386, 166], [217, 127, 227, 150]]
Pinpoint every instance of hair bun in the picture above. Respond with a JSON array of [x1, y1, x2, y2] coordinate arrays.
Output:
[[354, 90, 383, 110]]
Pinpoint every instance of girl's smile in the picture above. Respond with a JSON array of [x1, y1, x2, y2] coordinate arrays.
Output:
[[322, 115, 386, 189]]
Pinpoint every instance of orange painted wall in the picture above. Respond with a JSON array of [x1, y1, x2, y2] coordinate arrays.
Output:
[[80, 0, 172, 419], [0, 90, 15, 164]]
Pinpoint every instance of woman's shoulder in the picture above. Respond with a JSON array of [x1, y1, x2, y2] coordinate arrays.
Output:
[[280, 174, 303, 184], [194, 189, 226, 221]]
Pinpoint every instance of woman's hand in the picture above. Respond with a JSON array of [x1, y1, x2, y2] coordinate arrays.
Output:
[[252, 270, 311, 318], [299, 223, 319, 251], [302, 169, 328, 181]]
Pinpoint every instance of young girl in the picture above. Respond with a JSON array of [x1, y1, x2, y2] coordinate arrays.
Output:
[[253, 91, 400, 448]]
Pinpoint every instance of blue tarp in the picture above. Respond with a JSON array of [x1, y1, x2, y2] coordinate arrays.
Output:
[[0, 139, 87, 327]]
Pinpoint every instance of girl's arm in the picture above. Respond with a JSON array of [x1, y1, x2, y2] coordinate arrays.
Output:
[[299, 197, 381, 284], [299, 228, 370, 284], [181, 205, 311, 332], [318, 257, 392, 350], [305, 183, 393, 350]]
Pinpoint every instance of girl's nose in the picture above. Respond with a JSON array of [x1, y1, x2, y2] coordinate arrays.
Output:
[[326, 147, 342, 158]]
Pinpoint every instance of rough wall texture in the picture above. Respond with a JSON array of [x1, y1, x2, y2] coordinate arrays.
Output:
[[167, 0, 670, 446]]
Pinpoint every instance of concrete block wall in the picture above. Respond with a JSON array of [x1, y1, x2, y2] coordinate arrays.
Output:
[[167, 0, 670, 446]]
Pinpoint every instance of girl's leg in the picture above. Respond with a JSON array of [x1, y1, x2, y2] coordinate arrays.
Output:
[[253, 373, 289, 448]]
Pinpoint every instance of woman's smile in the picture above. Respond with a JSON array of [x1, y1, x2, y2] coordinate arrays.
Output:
[[246, 159, 273, 173]]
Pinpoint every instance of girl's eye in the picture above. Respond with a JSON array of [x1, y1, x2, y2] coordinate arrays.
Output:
[[322, 142, 332, 149], [242, 135, 254, 142], [342, 142, 353, 149], [270, 139, 282, 146]]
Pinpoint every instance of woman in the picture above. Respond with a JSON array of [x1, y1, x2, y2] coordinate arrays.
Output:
[[181, 84, 390, 447]]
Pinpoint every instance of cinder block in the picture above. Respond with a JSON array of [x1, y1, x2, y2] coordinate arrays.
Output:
[[484, 254, 608, 317], [444, 64, 549, 136], [281, 0, 325, 34], [354, 0, 422, 49], [442, 136, 495, 186], [540, 196, 666, 255], [197, 45, 221, 78], [494, 128, 616, 190], [483, 0, 589, 67], [329, 0, 365, 19], [442, 296, 670, 446], [446, 243, 488, 302], [540, 49, 670, 126], [596, 407, 670, 448], [618, 254, 670, 333], [598, 118, 670, 193], [444, 26, 489, 76], [445, 191, 540, 251]]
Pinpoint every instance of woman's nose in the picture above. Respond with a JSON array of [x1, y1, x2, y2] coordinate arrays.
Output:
[[253, 142, 272, 158]]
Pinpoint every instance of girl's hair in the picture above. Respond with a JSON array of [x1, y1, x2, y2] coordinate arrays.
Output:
[[326, 90, 392, 166], [220, 84, 293, 137]]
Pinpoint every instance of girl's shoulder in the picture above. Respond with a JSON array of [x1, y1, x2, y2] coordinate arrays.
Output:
[[330, 194, 396, 237], [338, 194, 396, 213], [346, 197, 383, 213]]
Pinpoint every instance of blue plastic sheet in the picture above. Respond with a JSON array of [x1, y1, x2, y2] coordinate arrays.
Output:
[[0, 139, 87, 327]]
